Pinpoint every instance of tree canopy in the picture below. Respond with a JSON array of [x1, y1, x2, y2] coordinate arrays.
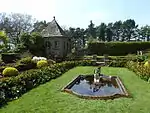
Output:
[[1, 12, 150, 54]]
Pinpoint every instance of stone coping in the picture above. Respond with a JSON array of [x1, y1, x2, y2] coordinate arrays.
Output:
[[62, 74, 130, 100]]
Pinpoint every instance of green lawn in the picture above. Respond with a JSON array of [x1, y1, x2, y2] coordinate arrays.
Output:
[[1, 66, 150, 113]]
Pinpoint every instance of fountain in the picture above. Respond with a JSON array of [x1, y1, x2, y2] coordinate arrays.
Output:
[[62, 67, 129, 100], [94, 67, 101, 83]]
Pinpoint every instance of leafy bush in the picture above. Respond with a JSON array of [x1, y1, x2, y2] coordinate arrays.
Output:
[[37, 60, 48, 68], [2, 67, 19, 77], [137, 55, 148, 62], [18, 57, 33, 64], [14, 43, 27, 53], [125, 61, 150, 81], [88, 42, 150, 56], [20, 32, 45, 56], [15, 57, 36, 71], [109, 58, 150, 81]]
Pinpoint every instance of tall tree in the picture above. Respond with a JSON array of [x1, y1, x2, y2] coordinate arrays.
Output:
[[140, 25, 150, 41], [96, 23, 107, 41], [20, 32, 44, 55], [106, 23, 113, 42], [74, 28, 86, 49], [32, 20, 48, 32], [0, 12, 35, 45], [87, 20, 96, 38], [121, 19, 138, 41], [113, 21, 122, 41], [65, 27, 87, 49]]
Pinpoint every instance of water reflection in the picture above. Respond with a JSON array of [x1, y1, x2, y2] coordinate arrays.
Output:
[[69, 75, 121, 96]]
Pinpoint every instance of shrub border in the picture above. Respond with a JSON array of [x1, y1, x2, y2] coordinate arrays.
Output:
[[0, 60, 93, 107]]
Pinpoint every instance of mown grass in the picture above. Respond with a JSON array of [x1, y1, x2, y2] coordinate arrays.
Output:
[[1, 66, 150, 113]]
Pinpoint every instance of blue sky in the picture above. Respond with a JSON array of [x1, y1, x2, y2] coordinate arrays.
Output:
[[0, 0, 150, 28]]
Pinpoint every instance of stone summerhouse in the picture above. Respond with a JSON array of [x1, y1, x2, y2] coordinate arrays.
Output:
[[41, 17, 71, 58]]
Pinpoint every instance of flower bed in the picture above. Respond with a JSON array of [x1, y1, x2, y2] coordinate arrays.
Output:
[[0, 57, 56, 78]]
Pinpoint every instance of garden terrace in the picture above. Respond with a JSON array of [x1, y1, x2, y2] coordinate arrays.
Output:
[[1, 66, 150, 113]]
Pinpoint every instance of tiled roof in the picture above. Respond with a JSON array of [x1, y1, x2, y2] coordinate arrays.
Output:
[[41, 17, 66, 37]]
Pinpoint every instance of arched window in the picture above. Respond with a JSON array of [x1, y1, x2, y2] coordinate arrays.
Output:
[[45, 41, 51, 48], [54, 41, 59, 48]]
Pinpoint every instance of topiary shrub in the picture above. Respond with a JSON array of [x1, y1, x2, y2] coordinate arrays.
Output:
[[37, 60, 48, 68], [2, 67, 19, 77]]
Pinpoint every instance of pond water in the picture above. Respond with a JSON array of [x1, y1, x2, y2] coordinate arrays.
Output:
[[68, 75, 123, 96], [63, 75, 129, 99]]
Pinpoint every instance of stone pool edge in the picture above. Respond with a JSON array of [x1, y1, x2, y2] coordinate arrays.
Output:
[[61, 74, 130, 100]]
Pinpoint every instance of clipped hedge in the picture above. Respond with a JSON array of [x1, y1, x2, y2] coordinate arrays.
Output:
[[109, 60, 127, 67], [0, 60, 93, 106], [15, 63, 36, 72], [88, 42, 150, 56], [1, 53, 20, 63]]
